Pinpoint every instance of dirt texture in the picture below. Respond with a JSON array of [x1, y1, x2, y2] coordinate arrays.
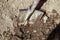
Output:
[[0, 0, 60, 40]]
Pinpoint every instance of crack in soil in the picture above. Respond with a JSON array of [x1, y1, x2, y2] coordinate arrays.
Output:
[[27, 0, 47, 21], [14, 0, 48, 40], [47, 23, 60, 40]]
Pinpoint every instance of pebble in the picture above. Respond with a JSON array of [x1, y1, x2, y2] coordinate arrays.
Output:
[[27, 31, 29, 33], [33, 30, 37, 33], [43, 16, 48, 23]]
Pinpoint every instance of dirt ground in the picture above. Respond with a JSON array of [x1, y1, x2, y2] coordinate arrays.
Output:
[[0, 0, 60, 40]]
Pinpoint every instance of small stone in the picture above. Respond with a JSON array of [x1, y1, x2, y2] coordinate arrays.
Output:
[[33, 30, 37, 33], [27, 31, 29, 33], [43, 16, 48, 23]]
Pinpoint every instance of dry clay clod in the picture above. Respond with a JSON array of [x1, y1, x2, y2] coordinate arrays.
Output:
[[19, 0, 41, 25], [29, 10, 44, 24]]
